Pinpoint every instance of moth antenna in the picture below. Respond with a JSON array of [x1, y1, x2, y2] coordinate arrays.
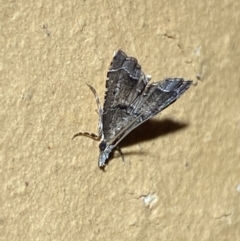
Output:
[[85, 83, 103, 137], [72, 132, 100, 141]]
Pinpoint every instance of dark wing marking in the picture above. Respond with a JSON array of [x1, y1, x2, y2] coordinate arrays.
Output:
[[103, 50, 150, 110], [130, 78, 192, 119], [102, 50, 150, 141]]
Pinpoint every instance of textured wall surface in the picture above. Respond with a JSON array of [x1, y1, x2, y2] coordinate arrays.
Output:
[[1, 0, 240, 240]]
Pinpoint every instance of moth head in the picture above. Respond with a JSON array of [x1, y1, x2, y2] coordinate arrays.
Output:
[[98, 141, 113, 167]]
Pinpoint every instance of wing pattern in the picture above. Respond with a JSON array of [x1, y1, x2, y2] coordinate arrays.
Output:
[[102, 50, 150, 142], [102, 50, 192, 146]]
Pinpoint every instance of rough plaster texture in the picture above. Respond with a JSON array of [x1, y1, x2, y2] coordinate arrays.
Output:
[[1, 0, 240, 240]]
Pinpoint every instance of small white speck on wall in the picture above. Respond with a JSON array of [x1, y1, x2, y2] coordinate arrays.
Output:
[[236, 183, 240, 192], [142, 193, 158, 208]]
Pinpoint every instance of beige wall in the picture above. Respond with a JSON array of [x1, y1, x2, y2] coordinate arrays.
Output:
[[1, 0, 239, 240]]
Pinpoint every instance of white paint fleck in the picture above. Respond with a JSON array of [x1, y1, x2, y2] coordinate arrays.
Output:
[[142, 193, 158, 208], [236, 183, 240, 192], [194, 46, 202, 56]]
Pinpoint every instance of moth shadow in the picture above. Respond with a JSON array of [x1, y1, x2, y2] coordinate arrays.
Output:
[[119, 118, 189, 150], [104, 118, 189, 167]]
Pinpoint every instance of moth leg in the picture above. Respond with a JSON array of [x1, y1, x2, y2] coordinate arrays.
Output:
[[85, 83, 103, 137], [72, 132, 100, 141], [115, 146, 125, 164]]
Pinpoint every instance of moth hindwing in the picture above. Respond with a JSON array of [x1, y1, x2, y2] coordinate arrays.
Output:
[[73, 50, 192, 168]]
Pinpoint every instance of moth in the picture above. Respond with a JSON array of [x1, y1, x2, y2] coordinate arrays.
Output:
[[73, 50, 192, 167]]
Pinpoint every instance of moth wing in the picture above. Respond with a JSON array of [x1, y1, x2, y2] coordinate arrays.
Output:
[[131, 78, 192, 119], [102, 50, 150, 141], [109, 78, 192, 146], [103, 50, 150, 111]]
